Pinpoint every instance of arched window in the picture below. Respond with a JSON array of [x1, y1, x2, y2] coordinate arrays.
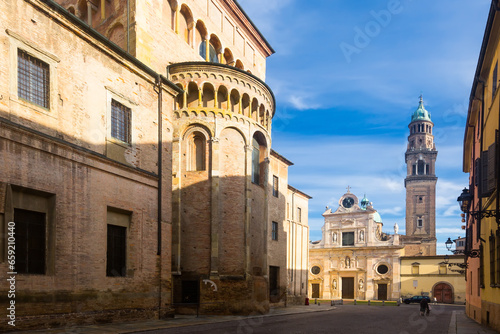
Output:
[[187, 131, 206, 171], [179, 5, 193, 45], [230, 89, 240, 113], [200, 41, 219, 63], [223, 48, 234, 65], [235, 59, 244, 70], [196, 21, 207, 59], [208, 35, 222, 63], [175, 83, 184, 109]]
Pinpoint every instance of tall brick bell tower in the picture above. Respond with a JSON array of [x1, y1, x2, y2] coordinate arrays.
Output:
[[404, 96, 437, 255]]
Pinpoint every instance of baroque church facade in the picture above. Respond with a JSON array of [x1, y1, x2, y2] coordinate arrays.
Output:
[[0, 0, 309, 330], [309, 98, 439, 301]]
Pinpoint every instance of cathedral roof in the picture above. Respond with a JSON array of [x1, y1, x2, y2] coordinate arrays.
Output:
[[411, 96, 432, 123], [373, 212, 383, 223]]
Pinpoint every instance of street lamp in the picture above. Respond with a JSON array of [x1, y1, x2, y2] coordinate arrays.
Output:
[[457, 187, 500, 225], [445, 237, 453, 251]]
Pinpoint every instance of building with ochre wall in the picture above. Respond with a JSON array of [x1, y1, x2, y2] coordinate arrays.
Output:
[[400, 256, 465, 304], [462, 1, 500, 331], [0, 0, 306, 330]]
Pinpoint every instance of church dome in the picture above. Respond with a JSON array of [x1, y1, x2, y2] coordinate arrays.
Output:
[[373, 212, 383, 223], [411, 96, 432, 123]]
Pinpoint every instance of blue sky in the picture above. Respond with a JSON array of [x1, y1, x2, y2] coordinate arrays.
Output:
[[237, 0, 492, 254]]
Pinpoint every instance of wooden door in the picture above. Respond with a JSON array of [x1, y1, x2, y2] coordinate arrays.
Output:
[[312, 284, 320, 298], [378, 284, 387, 300], [434, 283, 453, 303], [342, 277, 354, 299]]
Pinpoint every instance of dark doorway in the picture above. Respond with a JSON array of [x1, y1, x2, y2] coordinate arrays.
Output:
[[434, 283, 453, 303], [269, 266, 280, 299], [342, 277, 354, 299], [378, 283, 388, 300], [15, 209, 46, 275], [312, 284, 320, 298], [181, 280, 199, 304]]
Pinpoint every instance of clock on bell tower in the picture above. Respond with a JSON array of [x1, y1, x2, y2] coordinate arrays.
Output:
[[404, 96, 437, 255]]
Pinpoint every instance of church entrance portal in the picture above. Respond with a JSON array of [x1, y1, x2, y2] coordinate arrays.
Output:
[[342, 277, 354, 299], [378, 284, 387, 300], [311, 284, 320, 298], [433, 283, 453, 303]]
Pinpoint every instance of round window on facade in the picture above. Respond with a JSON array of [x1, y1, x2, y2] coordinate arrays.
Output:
[[311, 266, 321, 275], [377, 264, 389, 274]]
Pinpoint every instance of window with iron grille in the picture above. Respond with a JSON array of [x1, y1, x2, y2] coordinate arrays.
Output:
[[272, 221, 278, 241], [111, 99, 131, 143], [18, 49, 50, 109]]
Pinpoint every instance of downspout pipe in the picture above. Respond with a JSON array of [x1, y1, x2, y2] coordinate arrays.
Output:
[[155, 74, 163, 317]]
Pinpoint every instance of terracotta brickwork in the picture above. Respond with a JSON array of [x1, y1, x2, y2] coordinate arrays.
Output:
[[0, 0, 300, 330]]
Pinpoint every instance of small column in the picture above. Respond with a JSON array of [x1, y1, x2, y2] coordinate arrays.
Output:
[[214, 88, 218, 109], [238, 96, 242, 114], [210, 136, 220, 277], [198, 88, 203, 107], [175, 7, 180, 34], [182, 90, 187, 109], [205, 38, 210, 61]]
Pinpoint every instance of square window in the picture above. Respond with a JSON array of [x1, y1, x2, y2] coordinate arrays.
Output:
[[297, 207, 302, 223], [111, 99, 131, 144], [417, 217, 423, 228], [17, 49, 50, 109], [272, 221, 278, 241], [412, 265, 419, 275], [14, 209, 46, 274], [342, 232, 354, 246]]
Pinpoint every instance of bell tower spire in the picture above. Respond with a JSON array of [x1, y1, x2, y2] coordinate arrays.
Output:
[[404, 96, 437, 255]]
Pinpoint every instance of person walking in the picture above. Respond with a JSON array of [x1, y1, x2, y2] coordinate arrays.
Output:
[[420, 297, 430, 316]]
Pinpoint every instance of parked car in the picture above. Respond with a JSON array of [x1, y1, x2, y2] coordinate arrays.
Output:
[[403, 296, 431, 304]]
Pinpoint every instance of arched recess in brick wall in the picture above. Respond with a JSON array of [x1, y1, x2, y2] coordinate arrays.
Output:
[[223, 48, 234, 66], [259, 104, 265, 126], [107, 23, 126, 50], [252, 131, 267, 186], [77, 0, 87, 22], [241, 93, 250, 117], [202, 83, 215, 108], [251, 98, 258, 122], [167, 0, 178, 31], [175, 83, 184, 109], [230, 89, 240, 114], [217, 85, 228, 110], [218, 127, 247, 275], [179, 4, 194, 46], [235, 59, 244, 70], [187, 82, 199, 108], [183, 125, 210, 172]]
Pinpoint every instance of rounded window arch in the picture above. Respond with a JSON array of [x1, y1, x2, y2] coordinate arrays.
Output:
[[217, 85, 228, 110], [235, 59, 244, 70], [259, 104, 265, 126], [208, 34, 222, 63], [251, 98, 258, 121], [223, 48, 234, 65], [175, 83, 184, 109], [77, 0, 88, 22], [179, 4, 194, 45], [229, 89, 240, 113], [252, 132, 267, 185], [241, 94, 250, 117], [187, 82, 199, 108], [196, 20, 208, 59], [184, 128, 209, 171], [202, 83, 215, 108], [167, 0, 178, 31]]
